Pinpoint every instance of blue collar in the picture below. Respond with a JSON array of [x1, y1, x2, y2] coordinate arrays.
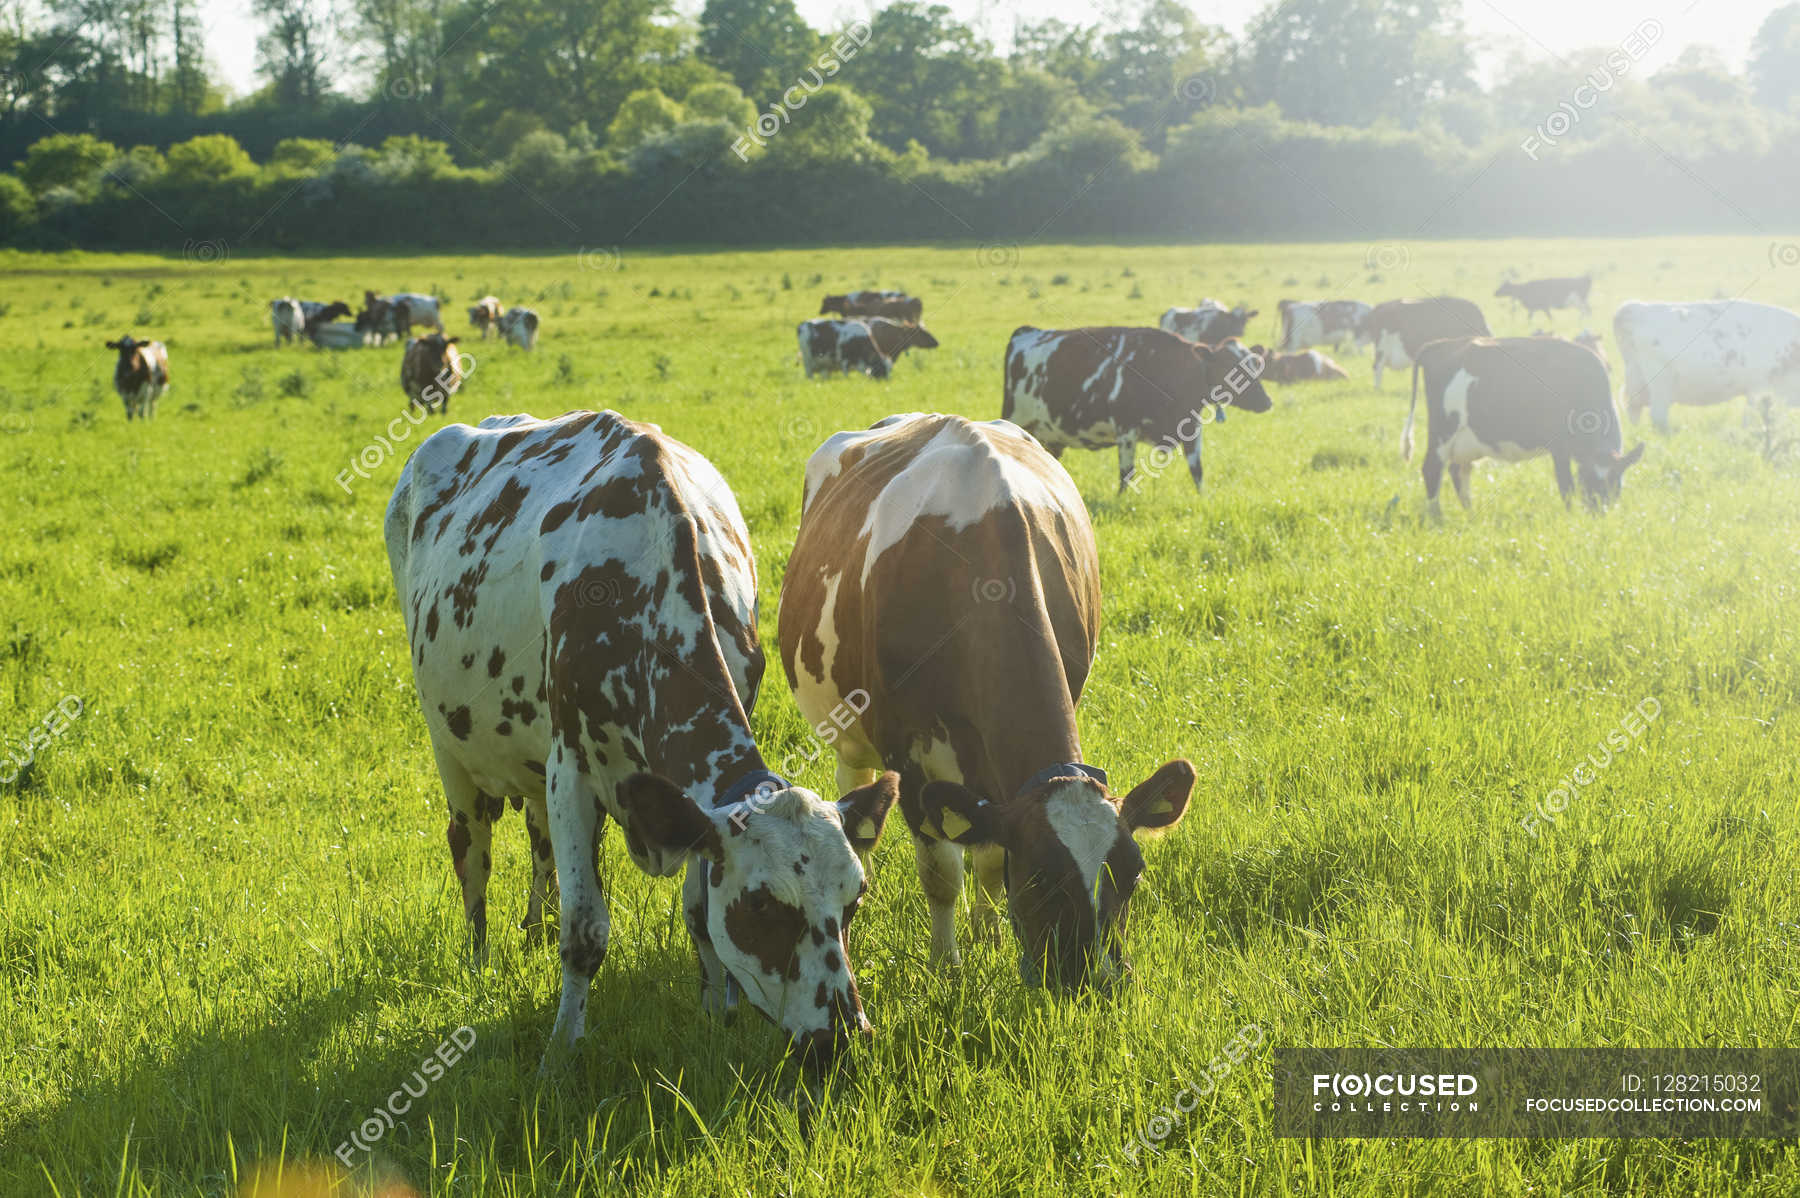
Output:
[[1020, 761, 1108, 793], [717, 767, 789, 809]]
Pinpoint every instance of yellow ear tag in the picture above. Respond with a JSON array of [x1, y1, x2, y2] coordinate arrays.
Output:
[[939, 809, 974, 840], [1150, 799, 1175, 817], [855, 817, 879, 840]]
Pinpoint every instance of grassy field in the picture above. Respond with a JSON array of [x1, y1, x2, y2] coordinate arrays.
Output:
[[2, 238, 1798, 1197]]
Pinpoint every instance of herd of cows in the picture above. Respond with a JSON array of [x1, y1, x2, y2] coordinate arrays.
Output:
[[80, 268, 1800, 1075]]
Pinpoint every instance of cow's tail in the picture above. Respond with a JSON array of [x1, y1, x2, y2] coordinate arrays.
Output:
[[1401, 358, 1422, 460]]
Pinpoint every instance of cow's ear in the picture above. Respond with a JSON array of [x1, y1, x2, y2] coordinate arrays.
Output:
[[912, 781, 1005, 846], [1120, 759, 1196, 836], [615, 772, 724, 872], [1244, 309, 1260, 321], [838, 771, 899, 857], [1618, 442, 1645, 469], [105, 340, 119, 349]]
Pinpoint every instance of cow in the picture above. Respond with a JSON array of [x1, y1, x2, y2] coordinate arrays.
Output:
[[358, 294, 412, 345], [469, 296, 503, 338], [400, 334, 465, 414], [797, 319, 892, 380], [1002, 326, 1272, 493], [1362, 297, 1491, 388], [105, 336, 169, 420], [820, 291, 923, 323], [308, 320, 368, 350], [300, 300, 346, 325], [270, 298, 305, 346], [862, 317, 938, 363], [1613, 300, 1800, 431], [496, 306, 540, 351], [1404, 336, 1644, 512], [386, 409, 897, 1070], [1496, 275, 1592, 320], [1262, 349, 1349, 383], [1159, 300, 1258, 345], [382, 291, 444, 332], [1276, 299, 1371, 353], [778, 413, 1195, 991]]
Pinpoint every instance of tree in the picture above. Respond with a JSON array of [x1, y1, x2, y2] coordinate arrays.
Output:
[[0, 173, 33, 240], [254, 0, 333, 107], [1095, 0, 1227, 140], [268, 137, 338, 174], [697, 0, 820, 103], [165, 133, 255, 183], [18, 133, 118, 196], [841, 3, 1000, 158], [464, 0, 677, 137], [168, 0, 208, 115], [1240, 0, 1474, 129], [683, 79, 755, 127], [1750, 4, 1800, 113], [607, 87, 685, 147]]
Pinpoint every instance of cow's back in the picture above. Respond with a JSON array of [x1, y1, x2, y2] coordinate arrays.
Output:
[[1615, 300, 1800, 405], [781, 414, 1098, 781]]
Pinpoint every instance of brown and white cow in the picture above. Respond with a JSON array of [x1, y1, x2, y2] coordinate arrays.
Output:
[[1276, 299, 1372, 353], [798, 319, 893, 379], [820, 291, 923, 323], [1002, 326, 1272, 493], [1496, 275, 1592, 320], [1362, 296, 1491, 388], [1262, 349, 1349, 383], [777, 413, 1194, 991], [468, 296, 503, 338], [400, 334, 465, 414], [105, 336, 169, 420], [386, 410, 896, 1070], [1405, 336, 1643, 512]]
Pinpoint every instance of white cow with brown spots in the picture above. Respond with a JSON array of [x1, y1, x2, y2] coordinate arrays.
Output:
[[1613, 300, 1800, 431], [386, 410, 897, 1071], [778, 413, 1195, 992]]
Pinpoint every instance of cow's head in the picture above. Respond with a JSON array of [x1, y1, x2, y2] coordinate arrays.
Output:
[[1204, 339, 1273, 413], [105, 335, 143, 358], [912, 762, 1192, 991], [1579, 442, 1645, 507], [615, 771, 898, 1065]]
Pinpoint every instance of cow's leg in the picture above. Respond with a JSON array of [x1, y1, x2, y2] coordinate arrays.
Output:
[[543, 753, 610, 1070], [1448, 461, 1473, 510], [684, 857, 740, 1020], [1116, 435, 1138, 494], [1553, 454, 1576, 508], [1372, 352, 1384, 389], [1183, 426, 1205, 493], [907, 761, 965, 967], [431, 740, 499, 960], [520, 793, 558, 946], [970, 846, 1007, 942], [1422, 445, 1445, 517], [1650, 387, 1671, 433]]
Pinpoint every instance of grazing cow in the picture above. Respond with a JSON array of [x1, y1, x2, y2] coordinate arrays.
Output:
[[469, 296, 503, 338], [496, 306, 540, 351], [400, 334, 465, 414], [105, 336, 169, 420], [1362, 297, 1491, 388], [797, 319, 893, 380], [1276, 299, 1371, 353], [1002, 326, 1272, 493], [386, 410, 896, 1069], [778, 413, 1194, 990], [1159, 299, 1258, 345], [1262, 349, 1349, 383], [1496, 275, 1592, 320], [308, 321, 368, 350], [862, 317, 938, 363], [270, 298, 305, 346], [820, 291, 923, 323], [1614, 300, 1800, 431], [1405, 336, 1643, 511]]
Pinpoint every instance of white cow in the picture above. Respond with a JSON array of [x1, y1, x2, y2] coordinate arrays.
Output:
[[1276, 299, 1372, 353], [270, 298, 305, 346], [386, 292, 444, 332], [1614, 300, 1800, 431], [497, 306, 539, 350]]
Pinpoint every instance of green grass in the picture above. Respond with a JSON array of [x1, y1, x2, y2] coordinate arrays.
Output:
[[2, 238, 1798, 1196]]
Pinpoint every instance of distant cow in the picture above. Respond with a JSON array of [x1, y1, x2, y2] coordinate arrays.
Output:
[[777, 413, 1194, 991], [1362, 297, 1491, 388], [299, 300, 345, 325], [1277, 299, 1371, 353], [1003, 326, 1272, 493], [1262, 349, 1349, 383], [1496, 275, 1592, 320], [1614, 300, 1800, 431], [862, 317, 938, 363], [400, 334, 465, 414], [1160, 299, 1258, 345], [308, 318, 367, 350], [821, 291, 923, 323], [497, 307, 539, 351], [1405, 335, 1643, 511], [469, 296, 502, 338], [270, 298, 305, 346], [797, 319, 892, 380], [386, 409, 895, 1071], [106, 335, 169, 420], [358, 294, 412, 344]]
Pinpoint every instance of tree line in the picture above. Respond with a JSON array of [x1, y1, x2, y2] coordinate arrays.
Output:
[[3, 0, 1800, 248]]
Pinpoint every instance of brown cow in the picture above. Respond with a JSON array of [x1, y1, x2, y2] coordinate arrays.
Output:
[[401, 334, 464, 414], [778, 413, 1194, 991], [820, 290, 923, 323], [105, 335, 170, 420], [1496, 275, 1592, 320], [1361, 297, 1491, 388]]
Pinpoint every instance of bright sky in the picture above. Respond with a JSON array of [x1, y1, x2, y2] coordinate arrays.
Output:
[[201, 0, 1768, 100]]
